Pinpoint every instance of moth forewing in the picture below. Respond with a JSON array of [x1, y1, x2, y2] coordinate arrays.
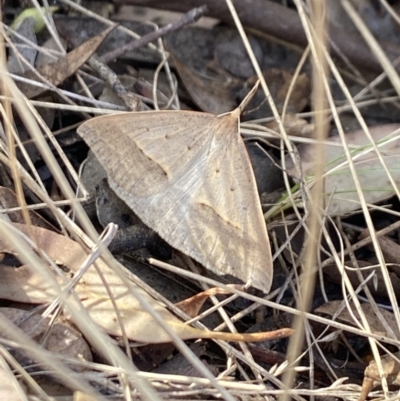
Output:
[[77, 82, 273, 293]]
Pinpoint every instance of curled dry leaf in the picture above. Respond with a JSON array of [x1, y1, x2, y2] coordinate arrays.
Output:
[[286, 124, 400, 215], [175, 285, 242, 318], [315, 300, 400, 339], [359, 352, 400, 401], [0, 223, 289, 343], [0, 307, 92, 370]]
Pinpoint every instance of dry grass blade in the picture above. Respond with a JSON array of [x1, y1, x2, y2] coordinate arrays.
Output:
[[278, 1, 328, 398]]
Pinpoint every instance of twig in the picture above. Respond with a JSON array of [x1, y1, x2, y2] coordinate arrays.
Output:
[[100, 5, 208, 64], [56, 23, 144, 110], [87, 53, 146, 110]]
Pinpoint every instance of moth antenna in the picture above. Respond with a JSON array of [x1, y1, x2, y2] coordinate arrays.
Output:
[[231, 80, 260, 119]]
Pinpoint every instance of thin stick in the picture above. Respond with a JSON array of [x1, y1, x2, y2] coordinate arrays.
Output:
[[101, 6, 208, 64]]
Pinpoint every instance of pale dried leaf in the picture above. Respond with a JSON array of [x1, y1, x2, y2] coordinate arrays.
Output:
[[0, 223, 207, 342], [0, 223, 287, 343], [286, 124, 400, 215]]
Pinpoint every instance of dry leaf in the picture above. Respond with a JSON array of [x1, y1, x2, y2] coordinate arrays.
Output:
[[315, 300, 400, 338], [176, 286, 240, 318], [0, 223, 202, 342], [323, 260, 400, 299], [260, 68, 310, 114], [0, 307, 92, 370], [359, 351, 400, 401], [0, 186, 55, 230], [77, 83, 273, 293], [7, 17, 37, 75], [286, 124, 400, 215], [16, 25, 115, 98], [360, 230, 400, 278], [0, 223, 287, 343], [166, 28, 239, 114]]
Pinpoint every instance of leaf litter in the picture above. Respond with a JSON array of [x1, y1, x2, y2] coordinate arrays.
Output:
[[2, 1, 400, 400], [0, 222, 292, 343]]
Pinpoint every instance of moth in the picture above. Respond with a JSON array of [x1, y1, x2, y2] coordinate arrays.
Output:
[[78, 84, 273, 292]]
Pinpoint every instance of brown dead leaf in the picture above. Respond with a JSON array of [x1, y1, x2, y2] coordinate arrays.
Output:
[[154, 343, 218, 376], [0, 223, 292, 343], [261, 68, 310, 114], [0, 186, 55, 230], [16, 25, 115, 98], [315, 300, 400, 338], [359, 230, 400, 278], [286, 124, 400, 215], [358, 352, 400, 401], [0, 307, 92, 370], [365, 352, 400, 383], [166, 28, 240, 114], [323, 260, 400, 299]]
